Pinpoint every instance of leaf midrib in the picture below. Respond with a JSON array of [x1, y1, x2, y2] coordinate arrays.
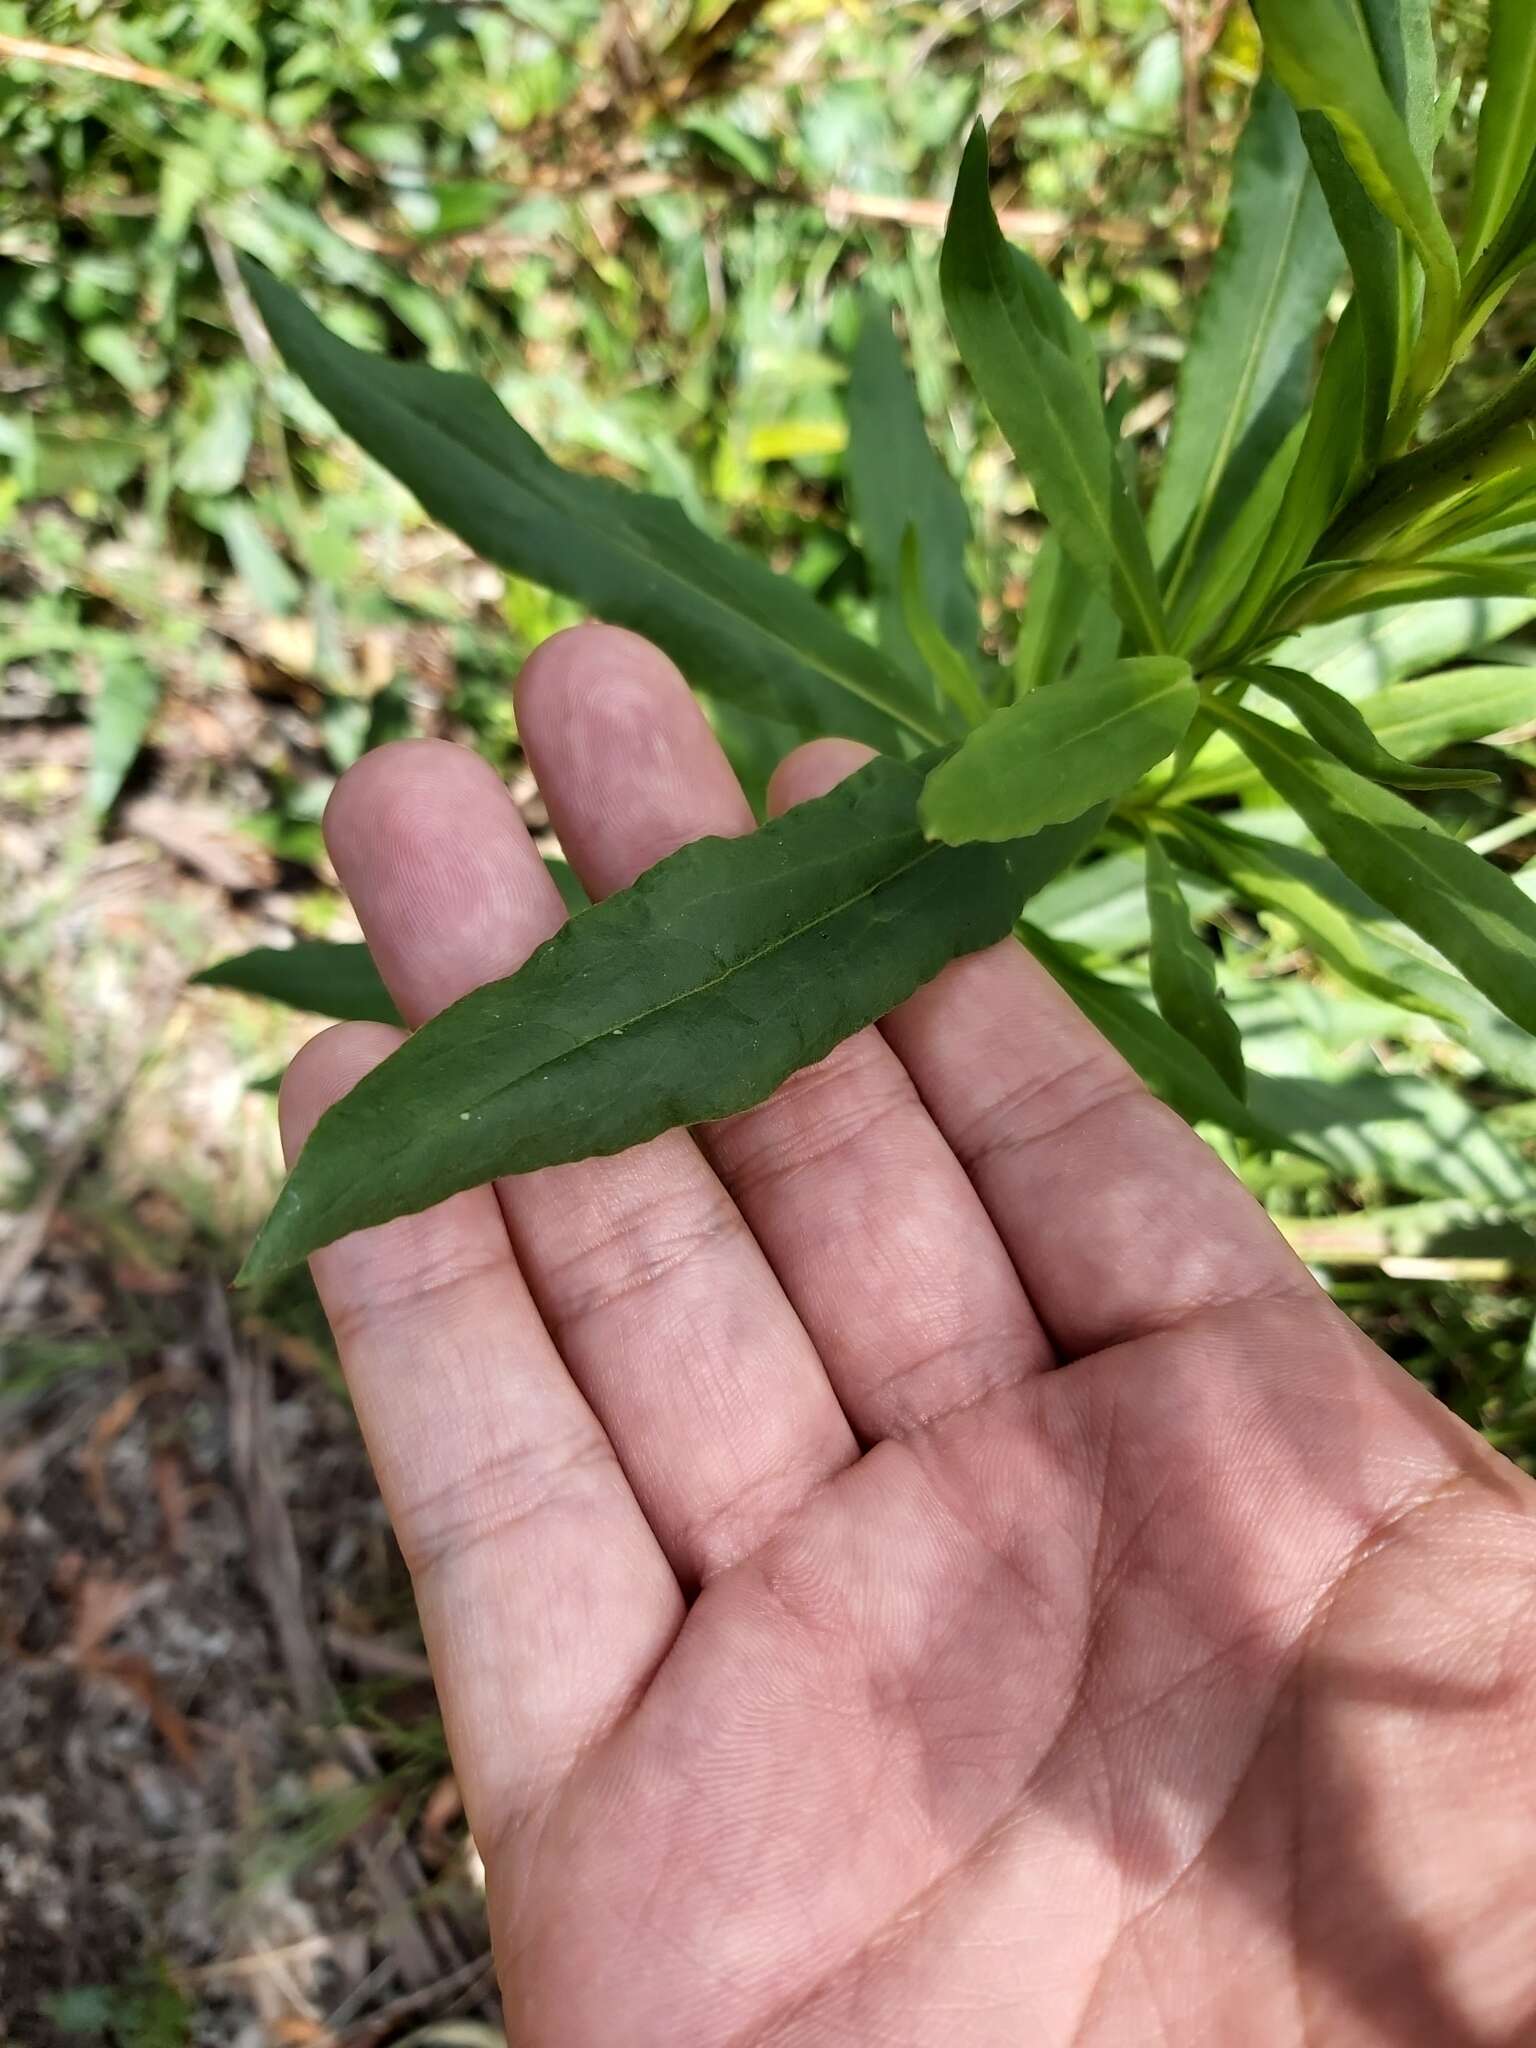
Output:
[[378, 828, 964, 1152]]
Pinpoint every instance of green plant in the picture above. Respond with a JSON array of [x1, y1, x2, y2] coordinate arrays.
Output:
[[211, 0, 1536, 1284]]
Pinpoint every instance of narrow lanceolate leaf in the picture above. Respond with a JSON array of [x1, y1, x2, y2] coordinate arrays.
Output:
[[194, 943, 402, 1024], [1209, 698, 1536, 1035], [1245, 665, 1498, 790], [1150, 80, 1341, 591], [1358, 0, 1438, 171], [1466, 0, 1536, 263], [899, 528, 988, 726], [1178, 663, 1536, 802], [941, 126, 1168, 653], [920, 657, 1196, 845], [1251, 0, 1461, 390], [1297, 118, 1403, 466], [846, 303, 988, 706], [1023, 925, 1304, 1154], [241, 753, 1096, 1281], [1278, 594, 1536, 694], [1144, 835, 1246, 1097], [1172, 811, 1536, 1090], [1013, 532, 1091, 693], [242, 263, 935, 749], [1169, 811, 1455, 1018], [1210, 307, 1368, 661]]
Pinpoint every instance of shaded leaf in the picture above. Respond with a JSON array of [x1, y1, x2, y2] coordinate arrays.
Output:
[[846, 303, 985, 702], [920, 656, 1196, 844], [1013, 532, 1091, 693], [243, 262, 935, 748], [1252, 0, 1459, 388], [1144, 834, 1246, 1096], [1209, 306, 1368, 660], [1179, 662, 1536, 801], [242, 753, 1096, 1281], [1466, 0, 1536, 263], [1245, 663, 1497, 789], [1151, 81, 1341, 590], [1023, 924, 1305, 1152], [1174, 811, 1536, 1090], [899, 526, 987, 725], [1210, 697, 1536, 1034], [194, 942, 401, 1023], [941, 127, 1168, 653], [1170, 810, 1454, 1017]]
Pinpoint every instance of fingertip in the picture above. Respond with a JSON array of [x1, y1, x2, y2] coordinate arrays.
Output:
[[766, 739, 879, 818], [514, 622, 690, 738], [323, 737, 509, 872], [515, 623, 752, 894], [278, 1020, 408, 1167]]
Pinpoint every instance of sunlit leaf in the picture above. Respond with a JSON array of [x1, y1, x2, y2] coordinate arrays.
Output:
[[1466, 0, 1536, 263], [1211, 697, 1536, 1035], [921, 657, 1196, 844], [1244, 664, 1498, 789]]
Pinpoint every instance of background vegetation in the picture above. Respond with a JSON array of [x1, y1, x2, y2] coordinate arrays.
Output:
[[3, 2, 1533, 2041]]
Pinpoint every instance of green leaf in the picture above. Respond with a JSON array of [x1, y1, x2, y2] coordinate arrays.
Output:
[[1279, 593, 1536, 692], [1013, 532, 1092, 694], [845, 303, 985, 704], [1173, 811, 1536, 1090], [1023, 924, 1304, 1152], [1209, 696, 1536, 1034], [1466, 0, 1536, 263], [241, 753, 1096, 1281], [1297, 117, 1403, 465], [1248, 1068, 1536, 1205], [87, 659, 160, 817], [1244, 663, 1498, 789], [1170, 810, 1454, 1016], [1209, 305, 1368, 660], [242, 262, 936, 748], [1150, 81, 1341, 590], [1172, 417, 1305, 651], [174, 372, 254, 497], [941, 126, 1168, 654], [1251, 0, 1460, 387], [1358, 0, 1439, 170], [898, 527, 988, 726], [920, 656, 1196, 844], [1296, 556, 1536, 624], [1144, 834, 1246, 1097], [1179, 662, 1536, 802], [193, 943, 401, 1023]]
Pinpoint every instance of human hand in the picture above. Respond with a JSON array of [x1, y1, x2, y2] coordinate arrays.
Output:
[[281, 625, 1536, 2047]]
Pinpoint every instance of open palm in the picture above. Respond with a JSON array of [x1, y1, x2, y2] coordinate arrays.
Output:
[[282, 627, 1536, 2047]]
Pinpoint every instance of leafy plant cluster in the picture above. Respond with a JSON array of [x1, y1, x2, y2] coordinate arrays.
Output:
[[212, 0, 1536, 1290]]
